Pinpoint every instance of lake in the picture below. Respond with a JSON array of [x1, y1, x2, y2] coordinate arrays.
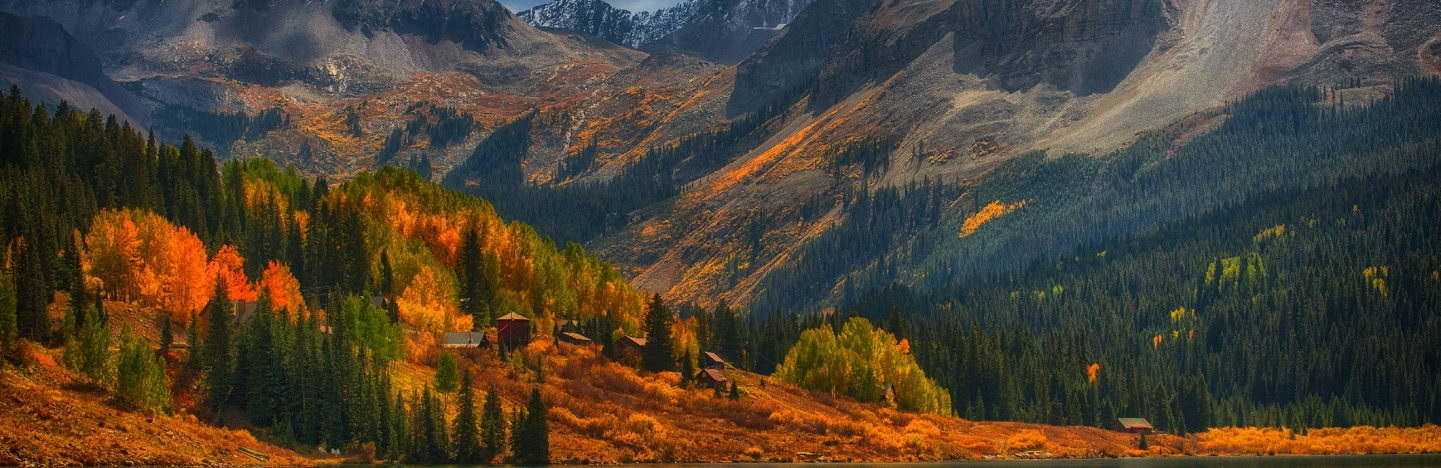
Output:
[[624, 456, 1441, 468]]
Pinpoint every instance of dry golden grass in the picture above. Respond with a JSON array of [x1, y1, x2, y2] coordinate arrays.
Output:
[[0, 342, 310, 466], [1197, 425, 1441, 455]]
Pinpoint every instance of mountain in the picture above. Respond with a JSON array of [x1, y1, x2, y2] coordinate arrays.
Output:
[[517, 0, 697, 49], [527, 0, 1441, 312], [0, 0, 647, 177], [518, 0, 808, 64]]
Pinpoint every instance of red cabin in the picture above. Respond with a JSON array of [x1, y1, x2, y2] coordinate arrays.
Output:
[[496, 312, 531, 346]]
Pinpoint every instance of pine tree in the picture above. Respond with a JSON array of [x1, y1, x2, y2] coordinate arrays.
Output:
[[454, 373, 481, 463], [185, 311, 202, 372], [729, 380, 740, 401], [78, 306, 112, 387], [640, 294, 674, 372], [379, 250, 397, 323], [203, 281, 234, 414], [116, 323, 171, 413], [515, 388, 549, 465], [390, 391, 410, 461], [159, 314, 173, 353], [0, 270, 16, 354], [457, 228, 491, 325], [480, 387, 506, 463], [435, 350, 459, 395], [680, 349, 695, 387]]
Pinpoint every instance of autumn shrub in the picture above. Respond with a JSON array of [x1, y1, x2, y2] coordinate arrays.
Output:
[[588, 361, 646, 395], [1007, 429, 1048, 452]]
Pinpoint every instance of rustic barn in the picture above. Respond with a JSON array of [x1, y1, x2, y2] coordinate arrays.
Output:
[[371, 294, 387, 310], [558, 332, 592, 345], [702, 351, 726, 369], [496, 312, 531, 346], [697, 368, 728, 389], [616, 336, 647, 365], [442, 331, 488, 348], [1112, 418, 1154, 434]]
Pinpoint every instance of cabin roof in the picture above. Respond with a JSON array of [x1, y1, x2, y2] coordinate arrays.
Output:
[[699, 368, 727, 382], [560, 332, 591, 342], [1116, 418, 1154, 429], [703, 351, 725, 363], [620, 336, 647, 347], [496, 312, 529, 322], [442, 331, 487, 347]]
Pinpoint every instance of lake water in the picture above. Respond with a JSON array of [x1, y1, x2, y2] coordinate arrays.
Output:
[[630, 455, 1441, 468]]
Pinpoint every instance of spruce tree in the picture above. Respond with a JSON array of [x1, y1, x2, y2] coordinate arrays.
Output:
[[680, 349, 695, 387], [516, 387, 549, 465], [729, 380, 739, 401], [78, 306, 112, 387], [185, 311, 202, 372], [159, 314, 173, 353], [0, 270, 16, 354], [435, 350, 459, 395], [640, 294, 674, 372], [480, 387, 506, 463], [454, 373, 481, 463], [203, 281, 234, 414], [379, 250, 397, 323]]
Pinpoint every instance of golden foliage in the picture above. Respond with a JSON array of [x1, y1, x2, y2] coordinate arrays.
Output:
[[210, 245, 256, 302], [1197, 425, 1441, 455], [257, 261, 305, 316], [959, 200, 1027, 238], [1086, 363, 1100, 383], [396, 264, 468, 335], [83, 209, 215, 320], [1253, 224, 1286, 243], [1006, 429, 1048, 452], [1364, 266, 1389, 297]]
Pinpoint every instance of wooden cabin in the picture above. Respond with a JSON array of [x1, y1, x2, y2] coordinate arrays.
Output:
[[697, 368, 728, 390], [371, 294, 387, 310], [1112, 418, 1154, 434], [558, 332, 592, 346], [442, 331, 488, 348], [495, 313, 531, 346], [616, 336, 647, 364], [702, 351, 726, 369]]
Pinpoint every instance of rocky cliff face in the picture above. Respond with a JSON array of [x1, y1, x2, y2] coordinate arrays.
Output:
[[517, 0, 696, 48], [518, 0, 809, 64]]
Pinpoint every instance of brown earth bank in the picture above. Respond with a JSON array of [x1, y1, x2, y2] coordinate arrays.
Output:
[[4, 325, 1440, 465]]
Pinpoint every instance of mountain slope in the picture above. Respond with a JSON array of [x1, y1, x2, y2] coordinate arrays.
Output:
[[553, 0, 1441, 312]]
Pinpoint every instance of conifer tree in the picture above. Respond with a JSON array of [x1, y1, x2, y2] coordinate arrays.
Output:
[[78, 306, 112, 387], [203, 281, 234, 414], [390, 391, 410, 461], [640, 294, 674, 372], [116, 323, 171, 413], [480, 387, 506, 463], [379, 250, 397, 322], [680, 349, 695, 387], [729, 380, 739, 401], [0, 270, 16, 354], [435, 350, 459, 395], [185, 311, 202, 372], [159, 314, 173, 353], [516, 387, 549, 465], [454, 373, 481, 463]]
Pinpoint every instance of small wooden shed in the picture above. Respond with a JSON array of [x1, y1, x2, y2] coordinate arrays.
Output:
[[702, 351, 726, 369], [1112, 418, 1154, 434], [616, 336, 646, 364], [496, 312, 531, 346], [558, 332, 592, 346], [697, 368, 728, 389], [442, 331, 488, 348]]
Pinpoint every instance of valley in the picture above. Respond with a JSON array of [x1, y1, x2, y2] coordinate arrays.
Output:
[[1, 0, 1440, 463]]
